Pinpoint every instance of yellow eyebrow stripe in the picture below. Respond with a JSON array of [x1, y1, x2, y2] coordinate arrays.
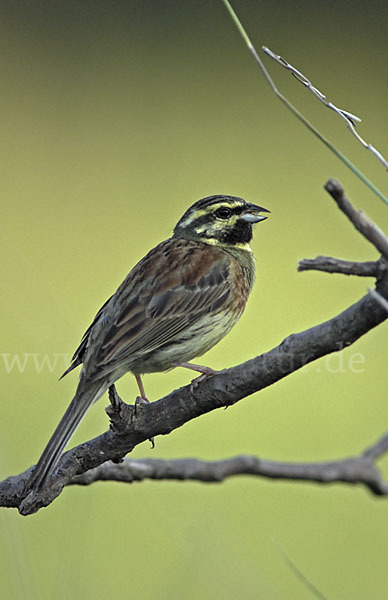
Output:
[[203, 201, 244, 214], [182, 201, 244, 226]]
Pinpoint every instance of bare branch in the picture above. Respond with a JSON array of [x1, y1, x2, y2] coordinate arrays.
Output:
[[362, 431, 388, 461], [325, 179, 388, 258], [64, 430, 388, 497], [298, 256, 381, 277]]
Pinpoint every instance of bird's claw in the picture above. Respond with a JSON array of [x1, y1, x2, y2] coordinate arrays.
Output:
[[134, 394, 150, 413], [189, 369, 217, 393]]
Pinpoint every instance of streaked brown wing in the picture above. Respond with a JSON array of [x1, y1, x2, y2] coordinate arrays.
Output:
[[60, 294, 114, 378], [94, 239, 232, 371]]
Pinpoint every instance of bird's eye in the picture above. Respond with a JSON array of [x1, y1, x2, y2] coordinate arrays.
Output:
[[215, 207, 232, 219]]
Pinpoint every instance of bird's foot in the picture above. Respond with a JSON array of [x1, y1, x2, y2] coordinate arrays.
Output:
[[172, 362, 218, 393], [134, 394, 151, 409], [190, 374, 208, 391]]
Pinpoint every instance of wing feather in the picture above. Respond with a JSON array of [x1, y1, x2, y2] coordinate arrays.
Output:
[[96, 242, 232, 371], [64, 239, 234, 378]]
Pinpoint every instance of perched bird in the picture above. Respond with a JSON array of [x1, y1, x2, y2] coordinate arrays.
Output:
[[29, 195, 269, 491]]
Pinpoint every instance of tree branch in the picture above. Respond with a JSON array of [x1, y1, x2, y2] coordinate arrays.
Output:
[[1, 180, 388, 515], [324, 179, 388, 258], [298, 256, 384, 277], [68, 430, 388, 497]]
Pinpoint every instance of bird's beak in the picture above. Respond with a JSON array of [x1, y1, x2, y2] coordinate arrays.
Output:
[[240, 203, 271, 223]]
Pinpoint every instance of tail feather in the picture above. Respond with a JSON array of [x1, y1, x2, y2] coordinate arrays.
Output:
[[28, 380, 106, 491]]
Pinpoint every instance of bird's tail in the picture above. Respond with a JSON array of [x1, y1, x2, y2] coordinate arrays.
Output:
[[28, 378, 106, 492]]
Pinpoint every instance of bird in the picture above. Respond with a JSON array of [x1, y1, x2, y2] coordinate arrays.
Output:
[[28, 194, 269, 491]]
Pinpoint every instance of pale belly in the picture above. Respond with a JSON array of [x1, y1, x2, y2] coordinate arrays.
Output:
[[129, 309, 242, 374]]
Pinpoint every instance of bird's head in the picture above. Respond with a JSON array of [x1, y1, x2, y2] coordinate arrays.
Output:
[[173, 195, 270, 250]]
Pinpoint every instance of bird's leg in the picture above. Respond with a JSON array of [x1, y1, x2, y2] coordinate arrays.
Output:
[[173, 362, 218, 391], [173, 362, 218, 376], [134, 374, 155, 449], [135, 374, 150, 403]]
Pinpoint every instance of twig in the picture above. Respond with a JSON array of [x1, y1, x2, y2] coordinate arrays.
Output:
[[362, 431, 388, 461], [221, 0, 388, 206], [325, 180, 388, 258], [368, 288, 388, 313], [263, 46, 388, 172], [3, 427, 388, 516], [63, 431, 388, 497], [272, 538, 328, 600], [298, 256, 380, 277]]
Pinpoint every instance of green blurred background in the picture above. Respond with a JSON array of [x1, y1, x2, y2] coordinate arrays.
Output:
[[1, 1, 388, 598]]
